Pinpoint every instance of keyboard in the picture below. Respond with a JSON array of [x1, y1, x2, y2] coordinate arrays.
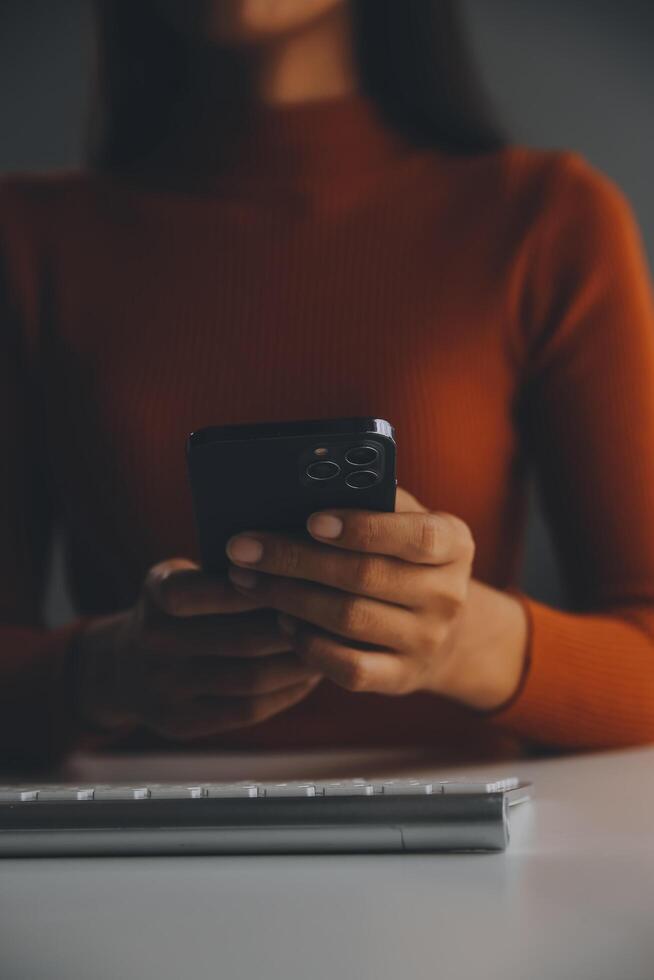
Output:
[[0, 776, 530, 857]]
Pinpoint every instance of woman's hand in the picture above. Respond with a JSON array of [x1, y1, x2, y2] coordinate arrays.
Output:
[[74, 559, 322, 741], [226, 487, 528, 710]]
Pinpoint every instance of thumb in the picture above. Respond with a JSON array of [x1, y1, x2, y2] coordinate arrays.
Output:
[[143, 557, 264, 618], [395, 486, 430, 514]]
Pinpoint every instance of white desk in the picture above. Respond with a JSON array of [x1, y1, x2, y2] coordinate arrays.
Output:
[[1, 744, 653, 980]]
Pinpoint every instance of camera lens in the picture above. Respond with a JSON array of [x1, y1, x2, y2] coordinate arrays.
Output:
[[345, 470, 380, 489], [344, 445, 379, 466], [306, 460, 341, 481]]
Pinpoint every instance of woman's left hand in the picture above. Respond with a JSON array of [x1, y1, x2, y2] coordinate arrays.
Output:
[[225, 487, 476, 699]]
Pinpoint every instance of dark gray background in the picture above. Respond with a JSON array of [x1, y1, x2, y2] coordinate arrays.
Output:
[[1, 0, 652, 626]]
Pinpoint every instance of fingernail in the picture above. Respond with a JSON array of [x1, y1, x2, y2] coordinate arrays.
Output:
[[226, 535, 263, 563], [278, 613, 297, 635], [228, 565, 258, 589], [308, 514, 343, 539]]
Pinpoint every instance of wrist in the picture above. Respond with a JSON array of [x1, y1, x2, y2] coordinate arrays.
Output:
[[434, 580, 529, 711]]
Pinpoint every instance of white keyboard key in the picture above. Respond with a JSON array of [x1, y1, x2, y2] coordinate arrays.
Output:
[[94, 786, 150, 801], [492, 777, 520, 792], [149, 785, 205, 800], [38, 787, 95, 802], [442, 777, 519, 794], [205, 784, 258, 799], [318, 781, 374, 796], [381, 780, 434, 795], [0, 788, 39, 802], [0, 776, 521, 807], [261, 783, 316, 798]]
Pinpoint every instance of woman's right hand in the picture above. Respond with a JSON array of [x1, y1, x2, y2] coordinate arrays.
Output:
[[73, 558, 323, 742]]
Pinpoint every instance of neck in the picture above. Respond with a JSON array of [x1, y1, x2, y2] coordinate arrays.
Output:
[[248, 7, 357, 106], [117, 11, 396, 188]]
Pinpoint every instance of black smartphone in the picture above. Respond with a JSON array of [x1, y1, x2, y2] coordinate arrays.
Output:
[[186, 417, 397, 573]]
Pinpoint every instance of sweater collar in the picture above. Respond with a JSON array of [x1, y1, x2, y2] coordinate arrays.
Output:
[[127, 94, 413, 192], [217, 94, 409, 180]]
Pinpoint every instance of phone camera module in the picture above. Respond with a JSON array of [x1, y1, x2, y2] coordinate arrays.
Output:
[[306, 460, 341, 481], [344, 445, 379, 466], [345, 470, 380, 489]]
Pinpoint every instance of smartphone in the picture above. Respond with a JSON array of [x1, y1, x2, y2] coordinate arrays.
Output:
[[186, 417, 397, 573]]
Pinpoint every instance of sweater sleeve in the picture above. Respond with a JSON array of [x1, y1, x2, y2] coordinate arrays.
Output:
[[492, 152, 654, 749], [0, 181, 109, 771]]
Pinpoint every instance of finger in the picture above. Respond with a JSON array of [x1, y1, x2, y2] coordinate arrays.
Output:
[[285, 619, 413, 695], [306, 509, 475, 566], [166, 652, 322, 699], [225, 512, 473, 573], [229, 573, 414, 650], [146, 610, 294, 658], [395, 486, 429, 513], [145, 679, 321, 742], [228, 539, 431, 607], [145, 558, 268, 617]]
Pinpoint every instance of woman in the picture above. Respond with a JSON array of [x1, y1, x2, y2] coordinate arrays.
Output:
[[2, 0, 654, 770]]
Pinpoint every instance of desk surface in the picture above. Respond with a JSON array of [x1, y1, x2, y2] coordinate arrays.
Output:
[[1, 744, 653, 980]]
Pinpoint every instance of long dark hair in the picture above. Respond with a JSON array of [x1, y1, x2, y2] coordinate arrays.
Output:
[[91, 0, 506, 173]]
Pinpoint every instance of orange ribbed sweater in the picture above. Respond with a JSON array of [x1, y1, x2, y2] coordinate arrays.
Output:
[[3, 97, 654, 768]]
